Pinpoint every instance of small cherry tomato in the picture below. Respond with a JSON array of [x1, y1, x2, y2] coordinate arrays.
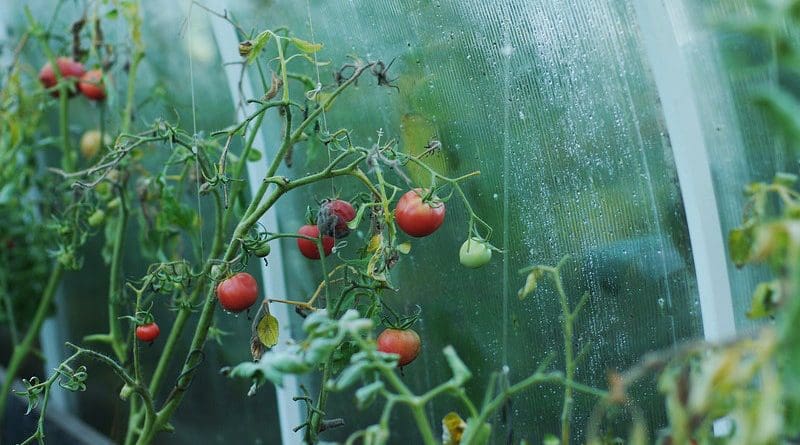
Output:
[[317, 199, 356, 238], [394, 189, 445, 237], [459, 238, 492, 268], [297, 224, 334, 259], [38, 57, 85, 96], [377, 328, 421, 367], [78, 69, 106, 101], [216, 272, 259, 312], [136, 322, 160, 342], [80, 130, 110, 159]]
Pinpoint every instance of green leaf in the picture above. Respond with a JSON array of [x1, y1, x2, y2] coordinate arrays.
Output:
[[753, 87, 800, 144], [347, 203, 370, 230], [729, 225, 754, 268], [256, 314, 280, 348], [247, 148, 262, 162], [443, 346, 472, 384], [355, 380, 384, 409], [290, 37, 322, 54], [747, 281, 780, 319], [246, 30, 271, 64]]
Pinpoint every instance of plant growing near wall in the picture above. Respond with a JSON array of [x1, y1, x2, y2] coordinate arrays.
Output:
[[2, 2, 506, 444]]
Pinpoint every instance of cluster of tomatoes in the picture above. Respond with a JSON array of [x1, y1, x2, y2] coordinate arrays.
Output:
[[38, 57, 106, 101], [137, 189, 482, 369]]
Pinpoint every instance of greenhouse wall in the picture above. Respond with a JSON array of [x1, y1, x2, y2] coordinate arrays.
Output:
[[0, 0, 792, 444]]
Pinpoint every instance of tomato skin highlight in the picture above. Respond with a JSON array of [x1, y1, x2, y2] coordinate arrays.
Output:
[[394, 189, 446, 237], [78, 69, 107, 101], [377, 328, 421, 367], [136, 323, 160, 342], [297, 224, 334, 259], [216, 272, 259, 312], [318, 199, 356, 238], [459, 238, 492, 268], [38, 57, 86, 97]]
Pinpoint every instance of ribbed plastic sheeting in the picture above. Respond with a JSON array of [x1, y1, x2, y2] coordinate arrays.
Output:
[[232, 0, 706, 441]]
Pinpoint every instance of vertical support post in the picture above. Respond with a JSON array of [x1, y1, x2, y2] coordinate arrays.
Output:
[[632, 0, 735, 434]]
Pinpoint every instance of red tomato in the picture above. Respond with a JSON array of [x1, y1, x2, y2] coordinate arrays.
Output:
[[216, 272, 259, 312], [318, 199, 356, 238], [394, 189, 446, 237], [136, 322, 160, 342], [297, 225, 334, 259], [78, 69, 106, 101], [38, 57, 85, 96], [377, 328, 421, 367]]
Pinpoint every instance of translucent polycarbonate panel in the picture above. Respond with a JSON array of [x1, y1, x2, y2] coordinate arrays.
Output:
[[227, 0, 704, 441], [3, 2, 281, 444], [661, 1, 793, 330]]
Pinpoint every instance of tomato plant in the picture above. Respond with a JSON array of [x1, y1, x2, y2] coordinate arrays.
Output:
[[394, 188, 446, 237], [135, 323, 160, 343], [297, 224, 335, 259], [216, 272, 259, 313]]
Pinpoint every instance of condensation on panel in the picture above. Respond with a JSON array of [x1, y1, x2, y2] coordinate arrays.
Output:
[[233, 0, 704, 442], [662, 1, 792, 331]]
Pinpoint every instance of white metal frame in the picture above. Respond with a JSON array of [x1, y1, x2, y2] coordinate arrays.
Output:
[[632, 0, 736, 435], [206, 3, 304, 443], [632, 0, 737, 343]]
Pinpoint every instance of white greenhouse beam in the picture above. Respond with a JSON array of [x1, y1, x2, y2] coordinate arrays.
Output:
[[206, 3, 304, 443], [632, 0, 737, 345]]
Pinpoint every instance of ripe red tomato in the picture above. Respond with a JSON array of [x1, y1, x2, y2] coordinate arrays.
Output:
[[136, 322, 160, 342], [318, 199, 356, 238], [78, 69, 106, 101], [38, 57, 85, 96], [394, 189, 446, 237], [216, 272, 259, 312], [297, 224, 334, 259], [377, 328, 421, 367]]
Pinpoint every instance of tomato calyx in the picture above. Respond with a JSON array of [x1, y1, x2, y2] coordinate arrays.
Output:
[[381, 303, 421, 331]]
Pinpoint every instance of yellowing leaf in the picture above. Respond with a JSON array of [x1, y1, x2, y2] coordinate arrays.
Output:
[[368, 234, 383, 252], [442, 412, 466, 445], [246, 30, 271, 64], [290, 37, 323, 54], [257, 314, 280, 349], [397, 243, 412, 254], [518, 268, 545, 300]]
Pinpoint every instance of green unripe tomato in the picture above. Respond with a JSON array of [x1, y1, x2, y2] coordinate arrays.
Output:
[[459, 238, 492, 268], [88, 209, 106, 227], [253, 243, 271, 258]]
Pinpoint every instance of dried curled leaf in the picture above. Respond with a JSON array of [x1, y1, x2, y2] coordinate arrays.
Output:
[[442, 412, 466, 445]]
